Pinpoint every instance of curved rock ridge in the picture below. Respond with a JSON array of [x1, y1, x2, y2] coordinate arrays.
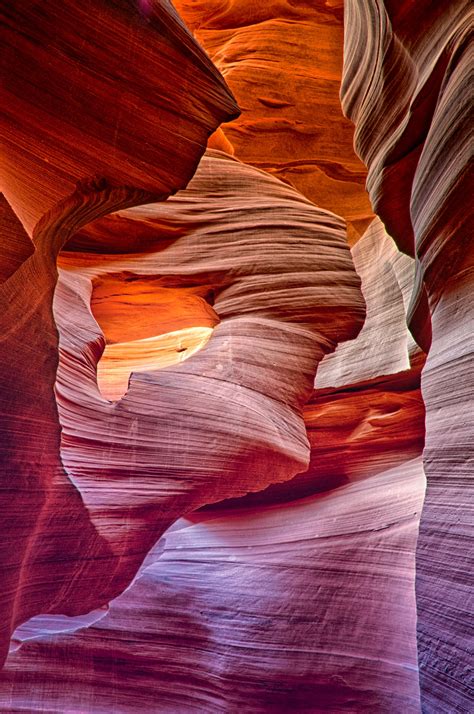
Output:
[[0, 192, 118, 671], [341, 1, 473, 709], [316, 217, 418, 390], [175, 0, 374, 242], [51, 149, 365, 603], [217, 366, 425, 510], [0, 0, 238, 671], [209, 210, 426, 509], [0, 0, 239, 236], [0, 178, 228, 672], [218, 214, 423, 511], [0, 457, 425, 713]]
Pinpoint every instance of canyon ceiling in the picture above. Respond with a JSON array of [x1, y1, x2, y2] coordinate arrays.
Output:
[[0, 1, 472, 712]]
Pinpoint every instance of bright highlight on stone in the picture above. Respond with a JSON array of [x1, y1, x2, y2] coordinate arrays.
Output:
[[97, 327, 214, 401]]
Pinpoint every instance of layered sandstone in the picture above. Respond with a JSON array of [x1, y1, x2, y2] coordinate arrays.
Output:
[[0, 0, 238, 235], [0, 0, 238, 670], [1, 456, 425, 712], [341, 2, 472, 709], [0, 0, 471, 712], [174, 0, 374, 243], [51, 149, 364, 589]]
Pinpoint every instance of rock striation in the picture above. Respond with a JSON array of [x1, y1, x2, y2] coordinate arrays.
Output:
[[174, 0, 374, 243], [1, 457, 425, 713], [0, 0, 471, 712], [0, 0, 238, 235], [0, 0, 237, 671], [341, 2, 473, 709], [50, 149, 364, 607]]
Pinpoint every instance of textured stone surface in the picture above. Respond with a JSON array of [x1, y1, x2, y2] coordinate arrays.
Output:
[[316, 217, 417, 389], [175, 0, 374, 243], [51, 149, 364, 594], [341, 2, 472, 709], [0, 0, 238, 235], [0, 0, 237, 670], [0, 0, 471, 711], [1, 458, 425, 713]]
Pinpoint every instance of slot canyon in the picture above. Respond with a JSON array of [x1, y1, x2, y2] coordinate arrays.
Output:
[[0, 1, 472, 712]]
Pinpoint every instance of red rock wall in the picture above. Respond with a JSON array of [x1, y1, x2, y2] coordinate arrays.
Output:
[[0, 0, 238, 235], [0, 0, 238, 672]]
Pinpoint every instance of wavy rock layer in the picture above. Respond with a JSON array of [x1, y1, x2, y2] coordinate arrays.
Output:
[[0, 143, 364, 668], [1, 458, 425, 713], [341, 1, 472, 709], [316, 217, 417, 389], [0, 0, 471, 711], [175, 0, 374, 242], [0, 0, 237, 670], [0, 0, 238, 235], [51, 150, 364, 591], [1, 190, 428, 710]]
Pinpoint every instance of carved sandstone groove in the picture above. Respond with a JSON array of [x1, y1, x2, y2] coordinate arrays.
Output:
[[51, 150, 365, 585], [0, 0, 238, 669], [341, 2, 472, 708]]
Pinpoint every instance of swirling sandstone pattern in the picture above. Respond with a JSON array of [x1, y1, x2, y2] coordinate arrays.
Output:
[[0, 0, 471, 712], [0, 0, 238, 235], [52, 149, 364, 574], [342, 2, 472, 709], [1, 457, 425, 713], [0, 0, 237, 671], [174, 0, 374, 243]]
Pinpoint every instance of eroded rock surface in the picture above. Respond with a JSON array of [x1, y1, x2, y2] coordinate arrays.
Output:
[[1, 0, 238, 235], [0, 0, 471, 711], [175, 0, 374, 243], [0, 0, 237, 670], [51, 150, 364, 588], [342, 2, 472, 709], [1, 457, 425, 713]]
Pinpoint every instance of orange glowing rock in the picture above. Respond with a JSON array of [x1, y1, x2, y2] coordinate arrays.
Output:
[[175, 0, 374, 242], [97, 327, 215, 401]]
